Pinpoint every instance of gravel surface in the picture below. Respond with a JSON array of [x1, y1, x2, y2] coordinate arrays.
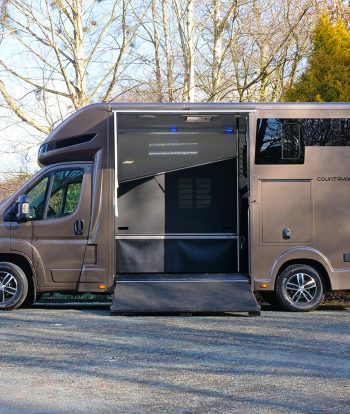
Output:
[[0, 304, 349, 414]]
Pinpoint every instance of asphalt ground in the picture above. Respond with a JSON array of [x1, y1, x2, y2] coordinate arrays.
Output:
[[0, 304, 349, 414]]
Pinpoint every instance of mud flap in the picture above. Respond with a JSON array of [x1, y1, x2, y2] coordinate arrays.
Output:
[[111, 274, 261, 315]]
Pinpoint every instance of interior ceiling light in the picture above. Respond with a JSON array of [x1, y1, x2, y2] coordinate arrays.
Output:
[[138, 114, 157, 119], [182, 115, 218, 123], [122, 160, 135, 164], [148, 151, 198, 156]]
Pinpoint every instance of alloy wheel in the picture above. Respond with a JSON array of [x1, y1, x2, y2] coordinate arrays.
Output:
[[285, 272, 318, 304], [0, 271, 18, 304]]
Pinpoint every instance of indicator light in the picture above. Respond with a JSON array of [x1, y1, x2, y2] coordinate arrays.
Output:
[[225, 127, 234, 134], [98, 284, 107, 289], [170, 126, 177, 133], [259, 283, 269, 289]]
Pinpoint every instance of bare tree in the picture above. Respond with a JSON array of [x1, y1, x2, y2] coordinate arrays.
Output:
[[203, 0, 240, 102], [161, 0, 175, 101], [147, 0, 175, 101], [196, 0, 322, 102], [151, 0, 163, 101], [0, 0, 149, 134], [327, 0, 350, 20], [166, 0, 324, 103], [0, 0, 342, 180], [0, 0, 341, 143], [172, 0, 196, 101]]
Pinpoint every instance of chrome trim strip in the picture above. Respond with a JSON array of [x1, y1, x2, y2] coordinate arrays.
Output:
[[113, 111, 119, 217], [116, 279, 249, 283], [236, 133, 240, 272], [115, 235, 239, 240], [116, 232, 237, 236], [112, 109, 256, 114]]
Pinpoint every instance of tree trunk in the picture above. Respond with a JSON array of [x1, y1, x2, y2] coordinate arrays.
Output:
[[152, 0, 163, 101], [161, 0, 174, 102]]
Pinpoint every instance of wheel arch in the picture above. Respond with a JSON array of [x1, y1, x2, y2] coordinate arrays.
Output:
[[268, 247, 334, 292], [274, 259, 331, 292], [0, 253, 37, 303]]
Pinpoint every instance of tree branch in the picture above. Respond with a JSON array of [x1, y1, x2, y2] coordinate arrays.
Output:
[[0, 79, 51, 134]]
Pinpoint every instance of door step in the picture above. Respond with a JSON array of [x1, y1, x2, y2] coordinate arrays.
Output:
[[110, 274, 261, 315]]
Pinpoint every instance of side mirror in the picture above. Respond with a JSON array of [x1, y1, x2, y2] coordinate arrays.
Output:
[[16, 195, 30, 223]]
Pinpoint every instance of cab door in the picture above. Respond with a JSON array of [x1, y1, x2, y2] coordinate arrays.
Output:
[[11, 164, 92, 288]]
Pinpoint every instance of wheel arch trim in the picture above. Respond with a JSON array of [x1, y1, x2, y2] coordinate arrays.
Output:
[[0, 252, 37, 291], [269, 247, 332, 290]]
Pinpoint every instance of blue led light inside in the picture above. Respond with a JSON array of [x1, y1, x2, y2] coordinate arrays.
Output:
[[225, 127, 234, 134], [170, 126, 177, 133]]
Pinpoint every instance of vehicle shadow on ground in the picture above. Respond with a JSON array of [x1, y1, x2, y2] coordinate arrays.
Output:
[[260, 303, 350, 312], [31, 302, 251, 317], [30, 300, 350, 315]]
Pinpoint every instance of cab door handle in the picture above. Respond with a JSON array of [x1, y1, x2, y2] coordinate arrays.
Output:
[[74, 219, 84, 235]]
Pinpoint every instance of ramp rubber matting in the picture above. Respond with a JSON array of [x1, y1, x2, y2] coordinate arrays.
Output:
[[111, 274, 260, 315]]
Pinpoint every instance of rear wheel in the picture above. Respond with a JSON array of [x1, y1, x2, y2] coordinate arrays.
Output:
[[275, 264, 324, 312], [0, 262, 28, 310]]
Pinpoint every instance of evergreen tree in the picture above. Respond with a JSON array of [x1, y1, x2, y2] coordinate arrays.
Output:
[[284, 14, 350, 102]]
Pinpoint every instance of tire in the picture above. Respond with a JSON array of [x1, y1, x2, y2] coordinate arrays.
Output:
[[275, 264, 324, 312], [22, 292, 40, 307], [23, 292, 43, 307], [0, 262, 28, 310]]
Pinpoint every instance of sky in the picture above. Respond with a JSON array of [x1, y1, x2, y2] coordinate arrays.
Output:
[[0, 106, 43, 180]]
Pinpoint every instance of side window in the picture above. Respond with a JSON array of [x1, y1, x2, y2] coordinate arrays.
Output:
[[304, 119, 350, 146], [27, 177, 49, 220], [256, 118, 350, 165], [47, 170, 84, 219], [282, 123, 301, 160], [255, 119, 304, 164]]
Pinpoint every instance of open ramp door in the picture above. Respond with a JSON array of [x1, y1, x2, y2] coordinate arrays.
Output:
[[111, 274, 260, 314], [111, 112, 260, 315]]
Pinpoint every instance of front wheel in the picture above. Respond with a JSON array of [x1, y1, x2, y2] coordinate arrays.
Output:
[[275, 264, 324, 312], [0, 262, 28, 310]]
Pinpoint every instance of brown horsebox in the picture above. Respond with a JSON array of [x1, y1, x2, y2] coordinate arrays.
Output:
[[1, 102, 350, 314]]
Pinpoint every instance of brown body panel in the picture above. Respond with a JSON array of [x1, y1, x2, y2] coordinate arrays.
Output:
[[0, 105, 115, 293], [0, 102, 350, 300], [0, 220, 11, 253], [250, 108, 350, 291]]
